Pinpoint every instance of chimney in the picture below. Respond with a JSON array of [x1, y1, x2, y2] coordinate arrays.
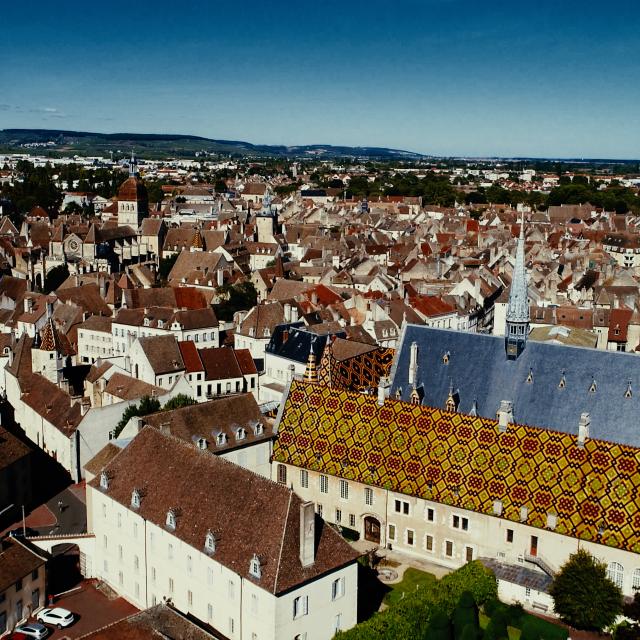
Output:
[[578, 412, 590, 448], [299, 501, 315, 568], [497, 400, 513, 432], [100, 276, 106, 299], [408, 341, 418, 386], [311, 291, 318, 306], [284, 303, 291, 324], [80, 400, 90, 416], [291, 306, 299, 323], [217, 268, 224, 287], [24, 297, 33, 314], [474, 277, 481, 303], [377, 376, 390, 406]]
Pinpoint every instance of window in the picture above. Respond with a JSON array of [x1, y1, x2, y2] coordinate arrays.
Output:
[[394, 499, 409, 515], [102, 503, 106, 518], [250, 554, 262, 579], [251, 594, 258, 614], [445, 540, 454, 557], [607, 562, 624, 589], [335, 614, 342, 633], [452, 515, 469, 531], [317, 504, 323, 517], [134, 555, 139, 572], [188, 590, 193, 606], [406, 529, 415, 546], [349, 514, 356, 528], [168, 578, 174, 594], [388, 524, 396, 541], [332, 577, 345, 600], [103, 535, 108, 549], [117, 513, 122, 528], [320, 474, 328, 493], [207, 567, 214, 586], [340, 479, 349, 500], [205, 530, 216, 554], [633, 569, 640, 590], [187, 555, 193, 575], [32, 569, 39, 580], [228, 580, 235, 599], [228, 618, 234, 635], [207, 604, 213, 621], [118, 571, 124, 585], [151, 567, 156, 583], [425, 535, 434, 551], [300, 469, 309, 488], [15, 578, 23, 591], [118, 544, 123, 560], [133, 522, 138, 538], [103, 559, 108, 573], [525, 587, 531, 598], [335, 508, 342, 523], [426, 507, 435, 522], [168, 543, 174, 559], [293, 595, 309, 619], [365, 487, 374, 506], [506, 529, 514, 543], [277, 464, 287, 484], [166, 509, 176, 530]]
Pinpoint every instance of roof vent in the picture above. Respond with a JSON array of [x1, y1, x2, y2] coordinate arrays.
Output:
[[497, 400, 513, 433], [625, 381, 632, 399], [589, 378, 597, 393], [558, 372, 566, 389], [492, 500, 503, 516], [546, 513, 557, 530], [526, 368, 533, 384], [519, 505, 528, 522], [442, 351, 450, 365]]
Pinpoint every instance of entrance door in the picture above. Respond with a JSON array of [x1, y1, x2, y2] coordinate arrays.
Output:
[[364, 516, 381, 544], [530, 535, 538, 557], [465, 546, 474, 563]]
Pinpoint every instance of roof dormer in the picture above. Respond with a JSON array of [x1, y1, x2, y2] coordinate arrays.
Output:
[[249, 553, 262, 579], [100, 471, 109, 491], [236, 427, 246, 441], [197, 437, 208, 450], [166, 508, 177, 531], [131, 488, 141, 509], [216, 432, 227, 447], [143, 317, 150, 327], [204, 530, 216, 555]]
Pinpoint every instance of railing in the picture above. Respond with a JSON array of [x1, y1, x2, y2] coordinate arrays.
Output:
[[524, 551, 556, 577]]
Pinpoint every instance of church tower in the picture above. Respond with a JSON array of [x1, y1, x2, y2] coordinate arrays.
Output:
[[255, 189, 276, 244], [505, 213, 529, 359], [117, 153, 148, 228]]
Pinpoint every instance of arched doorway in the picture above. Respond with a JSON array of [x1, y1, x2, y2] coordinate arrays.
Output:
[[364, 516, 381, 544], [49, 543, 82, 593]]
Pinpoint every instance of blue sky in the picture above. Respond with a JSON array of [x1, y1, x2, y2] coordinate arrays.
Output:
[[1, 0, 639, 158]]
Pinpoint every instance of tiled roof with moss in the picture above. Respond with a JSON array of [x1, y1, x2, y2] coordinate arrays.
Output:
[[274, 380, 640, 553]]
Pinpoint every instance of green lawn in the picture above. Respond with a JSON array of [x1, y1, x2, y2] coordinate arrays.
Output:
[[382, 567, 438, 607], [479, 610, 568, 640]]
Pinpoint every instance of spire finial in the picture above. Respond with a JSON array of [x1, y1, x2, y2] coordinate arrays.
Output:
[[129, 151, 136, 178], [505, 210, 529, 359]]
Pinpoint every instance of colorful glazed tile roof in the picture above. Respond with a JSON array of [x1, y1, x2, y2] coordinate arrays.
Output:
[[274, 380, 640, 554]]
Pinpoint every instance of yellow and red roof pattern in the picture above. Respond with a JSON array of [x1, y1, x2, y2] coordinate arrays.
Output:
[[274, 380, 640, 553]]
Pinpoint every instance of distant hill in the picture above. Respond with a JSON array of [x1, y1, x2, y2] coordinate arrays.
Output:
[[0, 128, 425, 160]]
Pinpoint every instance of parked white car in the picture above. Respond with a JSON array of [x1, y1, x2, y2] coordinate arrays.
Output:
[[15, 623, 48, 640], [36, 608, 75, 628]]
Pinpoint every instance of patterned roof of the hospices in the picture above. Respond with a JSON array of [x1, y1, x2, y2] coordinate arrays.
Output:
[[317, 338, 395, 391], [274, 380, 640, 554]]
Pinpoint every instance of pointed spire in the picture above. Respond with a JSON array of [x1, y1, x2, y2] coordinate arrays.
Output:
[[40, 318, 61, 352], [191, 227, 203, 250], [303, 344, 318, 383], [129, 151, 137, 178], [507, 211, 529, 324]]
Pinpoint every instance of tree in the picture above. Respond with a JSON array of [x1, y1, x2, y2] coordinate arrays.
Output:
[[112, 395, 161, 438], [549, 549, 622, 631], [519, 619, 541, 640], [453, 591, 479, 639], [43, 264, 69, 293], [427, 610, 453, 640], [483, 606, 508, 640], [162, 394, 197, 411]]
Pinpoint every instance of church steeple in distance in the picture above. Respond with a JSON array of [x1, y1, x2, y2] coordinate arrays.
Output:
[[505, 211, 530, 359], [129, 151, 137, 178]]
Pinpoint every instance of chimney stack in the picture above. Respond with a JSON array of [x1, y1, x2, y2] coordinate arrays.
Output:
[[299, 501, 315, 568], [578, 412, 590, 448], [497, 400, 513, 432], [291, 306, 299, 323], [408, 341, 418, 386], [284, 303, 291, 324], [377, 376, 390, 406]]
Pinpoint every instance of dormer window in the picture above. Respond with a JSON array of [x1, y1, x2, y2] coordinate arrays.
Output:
[[263, 328, 270, 337], [204, 530, 216, 555], [558, 373, 566, 389], [131, 488, 141, 509], [589, 379, 597, 394], [216, 433, 227, 446], [158, 320, 164, 329], [236, 428, 246, 441], [442, 351, 450, 364], [100, 471, 109, 491], [625, 381, 632, 399], [249, 328, 255, 338], [143, 318, 150, 327], [249, 554, 262, 579], [166, 509, 177, 531], [526, 368, 533, 384], [252, 421, 264, 436], [395, 388, 402, 400], [197, 437, 208, 450]]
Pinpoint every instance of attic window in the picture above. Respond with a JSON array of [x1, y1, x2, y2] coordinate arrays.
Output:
[[526, 368, 533, 384], [558, 373, 566, 389], [253, 422, 264, 436], [166, 509, 177, 531], [143, 318, 150, 327], [236, 428, 246, 441], [216, 432, 227, 446], [158, 320, 164, 329], [625, 382, 632, 399], [263, 328, 270, 337], [131, 488, 141, 509], [442, 351, 450, 365], [519, 506, 528, 522], [614, 325, 620, 336], [100, 471, 109, 491], [589, 379, 597, 393], [197, 437, 208, 450], [204, 530, 216, 555], [395, 388, 402, 400], [3, 346, 9, 355], [249, 554, 262, 579]]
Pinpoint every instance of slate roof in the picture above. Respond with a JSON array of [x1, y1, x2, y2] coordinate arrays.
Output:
[[90, 427, 357, 594], [390, 324, 640, 447], [480, 558, 552, 592], [274, 380, 640, 554], [266, 323, 345, 365], [0, 537, 47, 593]]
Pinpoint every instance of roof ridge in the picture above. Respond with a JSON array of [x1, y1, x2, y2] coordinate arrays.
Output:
[[273, 491, 293, 594]]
